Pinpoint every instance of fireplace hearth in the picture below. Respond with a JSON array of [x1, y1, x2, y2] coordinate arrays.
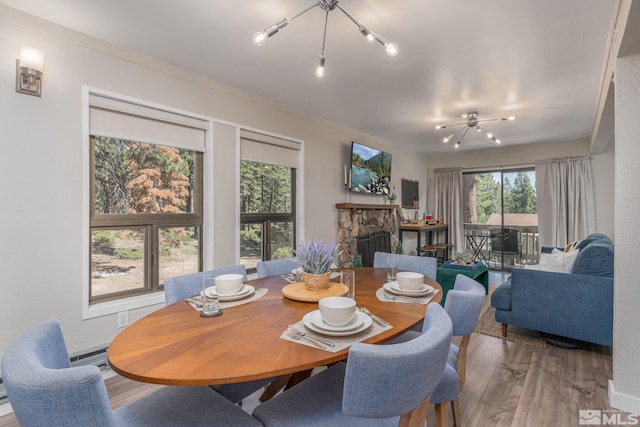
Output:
[[336, 203, 398, 267]]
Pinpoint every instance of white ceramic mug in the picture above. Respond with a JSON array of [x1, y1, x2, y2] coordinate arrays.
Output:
[[318, 296, 357, 327], [396, 271, 424, 290], [215, 274, 244, 294]]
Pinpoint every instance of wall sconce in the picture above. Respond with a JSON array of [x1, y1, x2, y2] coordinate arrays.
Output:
[[16, 47, 44, 97]]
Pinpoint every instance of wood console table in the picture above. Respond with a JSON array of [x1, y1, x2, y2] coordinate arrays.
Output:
[[399, 223, 448, 256]]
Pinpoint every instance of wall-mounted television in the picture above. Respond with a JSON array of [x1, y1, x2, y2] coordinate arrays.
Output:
[[349, 141, 392, 195]]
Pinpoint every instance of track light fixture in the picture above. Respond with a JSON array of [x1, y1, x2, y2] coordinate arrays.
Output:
[[435, 112, 514, 148], [253, 0, 398, 78]]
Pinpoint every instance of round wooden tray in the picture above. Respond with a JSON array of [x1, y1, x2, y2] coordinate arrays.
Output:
[[282, 282, 348, 302]]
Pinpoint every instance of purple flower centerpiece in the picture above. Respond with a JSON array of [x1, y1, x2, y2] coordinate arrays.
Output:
[[295, 239, 338, 291]]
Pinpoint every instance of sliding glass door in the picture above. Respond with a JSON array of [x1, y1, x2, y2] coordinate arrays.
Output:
[[462, 168, 538, 270]]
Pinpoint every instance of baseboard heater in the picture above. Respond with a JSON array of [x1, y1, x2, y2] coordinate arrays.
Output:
[[0, 344, 109, 404]]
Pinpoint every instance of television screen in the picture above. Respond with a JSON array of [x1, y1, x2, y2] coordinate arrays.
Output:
[[350, 142, 392, 195]]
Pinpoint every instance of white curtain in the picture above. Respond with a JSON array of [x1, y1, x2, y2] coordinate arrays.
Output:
[[535, 156, 596, 247], [433, 168, 464, 252]]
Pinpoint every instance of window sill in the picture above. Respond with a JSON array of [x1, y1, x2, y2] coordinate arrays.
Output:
[[82, 292, 165, 320]]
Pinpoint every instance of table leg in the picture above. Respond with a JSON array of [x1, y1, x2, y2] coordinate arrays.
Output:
[[477, 236, 490, 265], [466, 235, 490, 265], [259, 374, 291, 402], [284, 369, 313, 390]]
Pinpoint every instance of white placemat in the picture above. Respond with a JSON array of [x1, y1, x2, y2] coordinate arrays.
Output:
[[186, 288, 269, 311], [375, 287, 439, 305], [281, 317, 392, 353]]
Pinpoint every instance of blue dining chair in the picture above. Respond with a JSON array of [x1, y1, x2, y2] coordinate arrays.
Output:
[[1, 318, 263, 427], [373, 252, 438, 280], [164, 264, 275, 404], [388, 274, 486, 427], [256, 257, 298, 278], [164, 264, 248, 306], [251, 303, 453, 427]]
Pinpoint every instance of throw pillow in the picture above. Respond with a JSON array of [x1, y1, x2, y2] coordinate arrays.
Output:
[[564, 241, 581, 252], [524, 250, 580, 273]]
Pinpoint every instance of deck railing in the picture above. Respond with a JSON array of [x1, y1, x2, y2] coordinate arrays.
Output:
[[463, 223, 539, 269]]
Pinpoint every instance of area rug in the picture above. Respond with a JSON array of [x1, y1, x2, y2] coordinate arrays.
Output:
[[475, 306, 548, 348]]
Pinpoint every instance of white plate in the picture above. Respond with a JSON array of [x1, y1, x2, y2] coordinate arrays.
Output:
[[308, 310, 364, 332], [205, 285, 255, 301], [390, 282, 434, 295], [384, 282, 434, 297], [303, 311, 372, 336]]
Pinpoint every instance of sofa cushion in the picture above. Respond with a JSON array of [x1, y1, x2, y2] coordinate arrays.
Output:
[[491, 278, 512, 310], [541, 246, 562, 254], [576, 233, 612, 251], [524, 250, 579, 273], [571, 242, 614, 277]]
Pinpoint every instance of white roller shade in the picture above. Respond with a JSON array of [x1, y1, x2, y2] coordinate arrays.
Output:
[[89, 93, 208, 152], [240, 130, 301, 168]]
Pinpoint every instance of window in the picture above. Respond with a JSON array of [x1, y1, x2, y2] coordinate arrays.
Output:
[[239, 130, 301, 273], [90, 137, 202, 302], [87, 91, 207, 306], [240, 161, 296, 271], [462, 168, 538, 270]]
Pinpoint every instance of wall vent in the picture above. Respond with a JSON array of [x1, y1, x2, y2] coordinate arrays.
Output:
[[69, 345, 109, 369]]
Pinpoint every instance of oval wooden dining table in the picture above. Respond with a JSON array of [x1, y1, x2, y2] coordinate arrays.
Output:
[[107, 267, 442, 386]]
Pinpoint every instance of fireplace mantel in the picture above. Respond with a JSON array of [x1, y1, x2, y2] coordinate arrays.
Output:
[[335, 203, 398, 218]]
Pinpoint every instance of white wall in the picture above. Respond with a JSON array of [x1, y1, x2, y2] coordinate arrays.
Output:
[[424, 138, 615, 238], [0, 5, 428, 356]]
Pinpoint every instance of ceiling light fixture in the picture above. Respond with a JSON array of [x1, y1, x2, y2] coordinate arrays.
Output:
[[435, 112, 515, 148], [253, 0, 398, 78]]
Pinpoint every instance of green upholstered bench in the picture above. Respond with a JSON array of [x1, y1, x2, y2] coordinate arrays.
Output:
[[436, 264, 489, 305]]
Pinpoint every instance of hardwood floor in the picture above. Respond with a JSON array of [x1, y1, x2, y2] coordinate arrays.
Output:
[[0, 271, 616, 426]]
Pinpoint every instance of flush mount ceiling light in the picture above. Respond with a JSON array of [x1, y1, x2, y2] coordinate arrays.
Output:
[[252, 0, 398, 78], [435, 112, 515, 149]]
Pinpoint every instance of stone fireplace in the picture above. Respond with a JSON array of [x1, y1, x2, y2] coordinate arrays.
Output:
[[336, 203, 399, 267]]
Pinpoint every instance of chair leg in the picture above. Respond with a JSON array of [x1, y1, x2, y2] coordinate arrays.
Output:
[[434, 403, 449, 427], [501, 323, 508, 337], [399, 397, 430, 427], [451, 398, 461, 427]]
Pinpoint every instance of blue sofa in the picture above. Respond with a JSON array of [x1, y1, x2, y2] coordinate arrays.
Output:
[[491, 233, 614, 346]]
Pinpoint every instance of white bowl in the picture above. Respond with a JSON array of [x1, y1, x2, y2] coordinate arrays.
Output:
[[318, 296, 357, 327], [396, 272, 424, 290], [215, 274, 244, 294]]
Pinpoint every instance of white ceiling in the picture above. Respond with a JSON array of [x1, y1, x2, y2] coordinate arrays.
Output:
[[2, 0, 620, 153]]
